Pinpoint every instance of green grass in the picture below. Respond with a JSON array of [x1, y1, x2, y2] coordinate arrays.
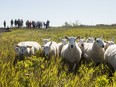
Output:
[[0, 27, 116, 87]]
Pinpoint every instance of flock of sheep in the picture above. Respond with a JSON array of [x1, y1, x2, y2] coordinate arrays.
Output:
[[14, 36, 116, 73]]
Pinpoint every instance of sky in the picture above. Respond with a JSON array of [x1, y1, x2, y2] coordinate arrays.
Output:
[[0, 0, 116, 27]]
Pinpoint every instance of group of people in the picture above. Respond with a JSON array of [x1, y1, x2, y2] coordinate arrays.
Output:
[[3, 19, 23, 28], [3, 19, 50, 29], [25, 20, 50, 28]]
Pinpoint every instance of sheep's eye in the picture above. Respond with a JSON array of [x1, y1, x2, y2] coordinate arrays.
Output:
[[97, 40, 99, 43]]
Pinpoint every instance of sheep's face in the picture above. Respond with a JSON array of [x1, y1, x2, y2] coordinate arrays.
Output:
[[95, 38, 104, 48], [107, 41, 115, 45], [61, 39, 67, 45], [65, 36, 77, 48], [42, 41, 52, 58], [15, 45, 31, 56], [43, 46, 50, 57], [78, 38, 85, 47]]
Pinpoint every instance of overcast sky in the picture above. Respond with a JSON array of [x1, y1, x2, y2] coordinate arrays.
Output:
[[0, 0, 116, 27]]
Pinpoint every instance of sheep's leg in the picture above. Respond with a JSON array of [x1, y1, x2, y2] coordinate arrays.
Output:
[[73, 63, 79, 74], [106, 62, 115, 77], [57, 58, 65, 76], [13, 55, 18, 65], [68, 62, 78, 74], [73, 63, 77, 71]]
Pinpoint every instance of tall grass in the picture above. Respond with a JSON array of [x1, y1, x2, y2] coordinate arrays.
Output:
[[0, 27, 116, 87]]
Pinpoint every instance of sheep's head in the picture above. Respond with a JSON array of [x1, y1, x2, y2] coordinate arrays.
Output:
[[104, 41, 115, 50], [65, 36, 80, 48], [62, 39, 67, 45], [42, 42, 52, 58], [94, 38, 104, 48], [78, 38, 85, 47], [59, 38, 67, 45], [15, 45, 32, 56], [105, 41, 115, 46]]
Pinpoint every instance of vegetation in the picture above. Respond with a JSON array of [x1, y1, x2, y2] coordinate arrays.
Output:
[[0, 27, 116, 87]]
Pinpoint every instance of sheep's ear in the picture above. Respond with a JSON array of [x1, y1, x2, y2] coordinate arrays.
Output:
[[48, 37, 51, 40], [14, 44, 20, 51], [104, 41, 108, 43], [42, 38, 44, 41], [27, 46, 32, 48], [83, 38, 86, 41], [49, 41, 52, 46], [94, 37, 96, 40], [112, 37, 114, 42], [65, 36, 68, 39], [59, 37, 62, 41], [14, 44, 20, 47], [42, 46, 44, 48], [76, 36, 80, 39], [100, 36, 103, 39]]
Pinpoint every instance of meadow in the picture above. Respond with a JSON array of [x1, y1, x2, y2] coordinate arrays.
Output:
[[1, 27, 116, 87]]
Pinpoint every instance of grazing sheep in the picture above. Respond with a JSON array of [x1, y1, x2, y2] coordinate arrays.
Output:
[[57, 38, 67, 57], [104, 45, 116, 72], [86, 38, 105, 65], [42, 38, 50, 45], [15, 41, 41, 57], [61, 36, 82, 72], [42, 41, 59, 60]]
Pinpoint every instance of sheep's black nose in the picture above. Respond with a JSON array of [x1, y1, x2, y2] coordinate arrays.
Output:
[[21, 54, 23, 56], [81, 44, 84, 47], [102, 45, 104, 48], [46, 54, 49, 56], [71, 45, 73, 48]]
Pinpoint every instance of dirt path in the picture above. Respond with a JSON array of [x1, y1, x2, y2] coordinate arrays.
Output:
[[0, 28, 11, 33]]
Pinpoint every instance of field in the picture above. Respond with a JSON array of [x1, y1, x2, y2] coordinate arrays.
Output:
[[1, 27, 116, 87]]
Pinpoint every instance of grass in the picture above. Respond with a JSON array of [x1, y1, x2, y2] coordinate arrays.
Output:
[[0, 27, 116, 87]]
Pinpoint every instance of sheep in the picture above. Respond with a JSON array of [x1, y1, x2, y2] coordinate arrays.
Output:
[[42, 41, 59, 60], [14, 41, 41, 65], [78, 38, 93, 61], [61, 36, 82, 73], [42, 38, 50, 45], [85, 38, 105, 65], [104, 45, 116, 72], [15, 41, 41, 58], [57, 38, 67, 57]]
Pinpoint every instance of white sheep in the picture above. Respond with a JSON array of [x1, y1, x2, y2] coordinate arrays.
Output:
[[85, 38, 105, 65], [57, 38, 67, 57], [61, 36, 82, 72], [104, 45, 116, 72], [42, 41, 59, 60], [15, 41, 41, 57], [78, 38, 93, 61]]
